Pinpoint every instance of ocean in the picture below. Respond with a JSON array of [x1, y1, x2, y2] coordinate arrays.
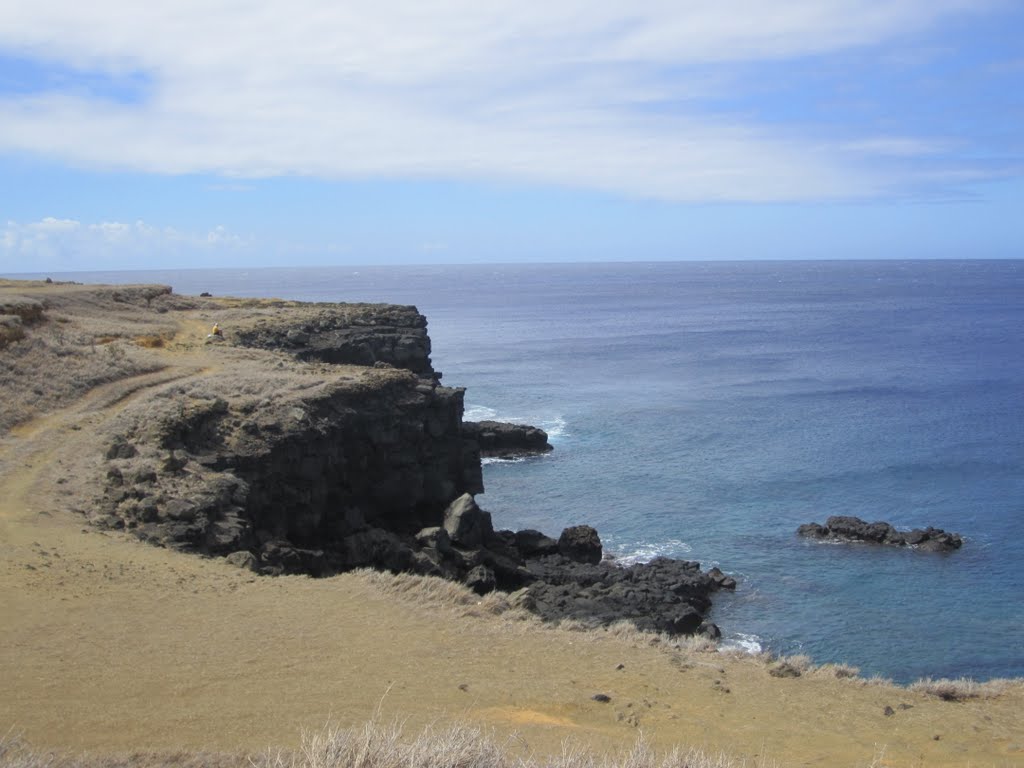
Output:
[[24, 260, 1024, 683]]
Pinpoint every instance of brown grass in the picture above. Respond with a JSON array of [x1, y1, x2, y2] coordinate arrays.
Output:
[[133, 335, 171, 349], [1, 721, 785, 768], [0, 283, 187, 431]]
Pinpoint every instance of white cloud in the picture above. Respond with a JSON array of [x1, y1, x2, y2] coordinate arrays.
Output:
[[31, 217, 82, 233], [0, 218, 251, 271], [0, 0, 1002, 201]]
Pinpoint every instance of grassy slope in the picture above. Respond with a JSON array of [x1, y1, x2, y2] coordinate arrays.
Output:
[[1, 280, 1022, 768]]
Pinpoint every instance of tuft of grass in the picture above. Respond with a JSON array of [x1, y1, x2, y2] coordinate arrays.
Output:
[[814, 663, 860, 680], [3, 721, 787, 768], [908, 676, 1012, 702], [860, 675, 895, 688], [134, 334, 171, 349], [0, 318, 25, 349]]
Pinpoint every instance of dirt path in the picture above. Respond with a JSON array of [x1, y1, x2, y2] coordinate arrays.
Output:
[[1, 297, 1023, 767]]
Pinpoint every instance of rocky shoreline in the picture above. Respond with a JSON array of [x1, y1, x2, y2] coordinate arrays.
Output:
[[84, 289, 730, 637]]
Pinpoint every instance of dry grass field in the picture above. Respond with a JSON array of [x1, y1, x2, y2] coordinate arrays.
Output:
[[2, 279, 1023, 768]]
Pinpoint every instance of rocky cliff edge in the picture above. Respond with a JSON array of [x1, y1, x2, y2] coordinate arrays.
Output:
[[1, 280, 728, 637]]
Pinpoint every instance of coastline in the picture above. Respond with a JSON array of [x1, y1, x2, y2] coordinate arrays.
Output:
[[2, 277, 1023, 766]]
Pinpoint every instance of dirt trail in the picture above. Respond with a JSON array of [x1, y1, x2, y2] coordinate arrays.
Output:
[[0, 365, 209, 523], [1, 290, 1023, 767]]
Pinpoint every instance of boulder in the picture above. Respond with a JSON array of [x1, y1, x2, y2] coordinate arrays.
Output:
[[415, 526, 452, 554], [340, 528, 413, 573], [515, 529, 559, 558], [655, 607, 704, 635], [443, 493, 493, 548], [708, 567, 737, 590], [558, 525, 602, 564], [698, 620, 722, 640], [260, 540, 326, 575], [105, 438, 138, 460], [224, 551, 258, 572]]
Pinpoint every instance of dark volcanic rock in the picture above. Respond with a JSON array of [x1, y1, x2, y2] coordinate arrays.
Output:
[[521, 549, 728, 636], [461, 420, 553, 458], [798, 515, 962, 551], [708, 567, 737, 590], [88, 294, 733, 640], [232, 304, 435, 376], [558, 525, 602, 564], [443, 493, 493, 548], [515, 529, 559, 558]]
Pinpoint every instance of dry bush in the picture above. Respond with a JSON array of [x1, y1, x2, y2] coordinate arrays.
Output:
[[0, 318, 25, 349], [351, 569, 534, 622], [908, 677, 1014, 702], [601, 621, 718, 655], [812, 663, 860, 680], [778, 654, 812, 673], [354, 569, 485, 609], [133, 334, 170, 349]]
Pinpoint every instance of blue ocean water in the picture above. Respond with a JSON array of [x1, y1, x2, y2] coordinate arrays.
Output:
[[30, 260, 1024, 683]]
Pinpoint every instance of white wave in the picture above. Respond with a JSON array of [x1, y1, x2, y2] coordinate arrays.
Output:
[[464, 404, 499, 421], [463, 404, 568, 441], [481, 456, 529, 466], [719, 633, 763, 655], [540, 415, 567, 440], [611, 538, 693, 566]]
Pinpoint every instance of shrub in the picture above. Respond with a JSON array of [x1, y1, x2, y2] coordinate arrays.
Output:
[[908, 677, 1011, 702]]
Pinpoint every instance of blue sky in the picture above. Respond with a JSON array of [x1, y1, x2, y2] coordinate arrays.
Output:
[[0, 0, 1022, 271]]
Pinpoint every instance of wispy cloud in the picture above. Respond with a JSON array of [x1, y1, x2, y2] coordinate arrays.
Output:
[[1, 217, 251, 271], [0, 0, 1008, 202], [841, 137, 956, 157]]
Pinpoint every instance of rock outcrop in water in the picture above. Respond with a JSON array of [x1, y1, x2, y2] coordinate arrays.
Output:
[[461, 420, 553, 459], [798, 516, 962, 552], [86, 292, 728, 636]]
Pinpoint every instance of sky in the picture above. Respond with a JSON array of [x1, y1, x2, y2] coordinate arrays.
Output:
[[0, 0, 1022, 272]]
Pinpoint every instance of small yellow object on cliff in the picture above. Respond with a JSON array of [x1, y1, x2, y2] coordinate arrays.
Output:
[[211, 323, 223, 337]]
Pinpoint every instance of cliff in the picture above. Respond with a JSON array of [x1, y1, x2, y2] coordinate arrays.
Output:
[[2, 280, 725, 636], [91, 299, 484, 572]]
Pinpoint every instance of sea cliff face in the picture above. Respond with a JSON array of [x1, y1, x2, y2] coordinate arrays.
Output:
[[95, 301, 483, 574]]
